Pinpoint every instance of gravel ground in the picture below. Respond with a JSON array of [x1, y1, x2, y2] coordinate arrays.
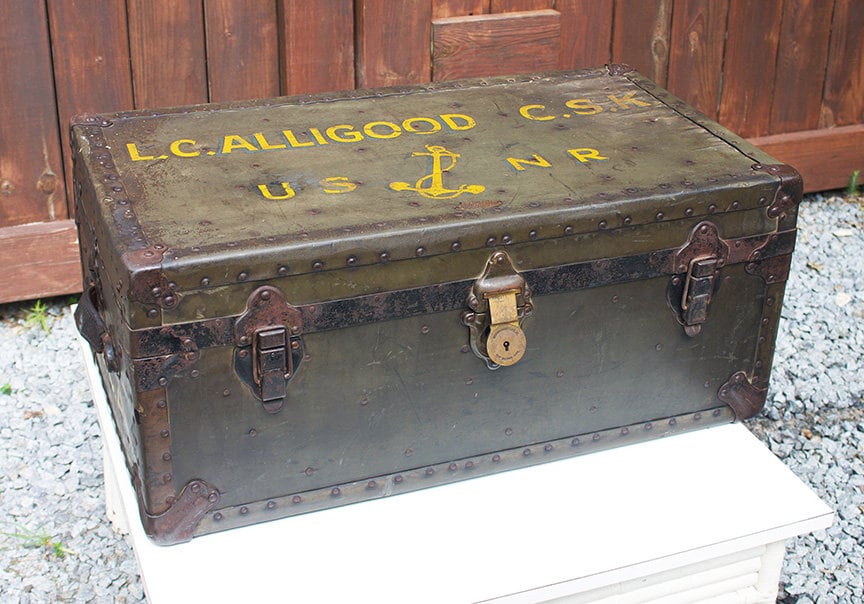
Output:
[[1, 193, 862, 603]]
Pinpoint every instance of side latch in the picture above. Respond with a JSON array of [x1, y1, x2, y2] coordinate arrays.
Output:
[[666, 222, 729, 337], [234, 286, 303, 413], [462, 251, 533, 369]]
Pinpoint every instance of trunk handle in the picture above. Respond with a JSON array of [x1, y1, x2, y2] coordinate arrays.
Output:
[[75, 285, 118, 371]]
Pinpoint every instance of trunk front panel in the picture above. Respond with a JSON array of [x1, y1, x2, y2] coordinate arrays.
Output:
[[166, 263, 763, 512]]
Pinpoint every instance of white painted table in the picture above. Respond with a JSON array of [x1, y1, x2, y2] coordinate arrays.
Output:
[[80, 336, 832, 603]]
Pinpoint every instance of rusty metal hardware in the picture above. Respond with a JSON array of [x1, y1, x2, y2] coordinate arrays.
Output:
[[234, 286, 303, 413], [681, 257, 719, 337], [139, 478, 220, 545], [666, 221, 729, 337], [462, 251, 533, 369], [752, 163, 803, 222], [75, 285, 119, 372], [717, 371, 767, 420], [125, 229, 797, 361], [253, 327, 292, 403]]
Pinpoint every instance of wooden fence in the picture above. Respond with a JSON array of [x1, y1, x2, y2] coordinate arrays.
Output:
[[1, 0, 862, 303]]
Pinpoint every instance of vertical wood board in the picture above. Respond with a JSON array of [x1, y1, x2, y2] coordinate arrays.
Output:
[[0, 1, 65, 227], [355, 0, 432, 87], [612, 0, 673, 86], [432, 10, 561, 81], [280, 0, 355, 95], [127, 0, 208, 107], [717, 0, 784, 137], [821, 0, 864, 127], [48, 0, 135, 217], [769, 0, 833, 133], [557, 0, 613, 69], [205, 0, 281, 102], [666, 0, 729, 120]]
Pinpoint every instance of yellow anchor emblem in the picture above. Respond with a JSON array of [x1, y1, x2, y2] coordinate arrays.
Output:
[[390, 145, 485, 200]]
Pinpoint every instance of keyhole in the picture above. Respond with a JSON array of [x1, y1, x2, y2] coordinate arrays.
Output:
[[503, 341, 510, 351]]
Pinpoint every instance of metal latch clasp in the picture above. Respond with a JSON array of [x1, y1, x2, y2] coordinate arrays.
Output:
[[680, 257, 719, 337], [463, 251, 533, 369], [253, 327, 293, 404], [666, 221, 729, 337], [234, 286, 304, 413]]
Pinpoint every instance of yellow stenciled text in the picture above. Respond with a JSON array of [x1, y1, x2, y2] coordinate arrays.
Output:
[[506, 148, 607, 171], [567, 148, 608, 163], [125, 113, 477, 161], [257, 177, 358, 200], [258, 182, 296, 200], [519, 91, 655, 121]]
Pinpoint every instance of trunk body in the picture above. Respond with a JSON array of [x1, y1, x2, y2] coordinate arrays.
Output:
[[73, 67, 801, 544]]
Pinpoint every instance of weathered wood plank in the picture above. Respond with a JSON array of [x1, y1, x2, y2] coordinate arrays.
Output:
[[0, 2, 66, 227], [0, 220, 81, 304], [356, 0, 432, 87], [718, 0, 783, 138], [557, 0, 613, 69], [611, 0, 673, 87], [666, 0, 728, 120], [433, 10, 561, 81], [768, 0, 833, 133], [490, 0, 551, 11], [47, 0, 134, 217], [433, 0, 490, 19], [821, 0, 864, 128], [205, 0, 280, 101], [280, 0, 355, 95], [127, 0, 208, 107], [749, 125, 864, 193]]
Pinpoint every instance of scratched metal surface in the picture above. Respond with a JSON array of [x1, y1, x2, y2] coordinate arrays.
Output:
[[71, 68, 799, 542], [86, 69, 776, 262]]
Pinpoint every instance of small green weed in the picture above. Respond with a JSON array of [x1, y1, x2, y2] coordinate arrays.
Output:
[[2, 526, 75, 558], [848, 170, 862, 198], [0, 383, 12, 395], [24, 299, 52, 334]]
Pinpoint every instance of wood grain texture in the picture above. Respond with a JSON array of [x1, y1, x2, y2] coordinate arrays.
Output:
[[0, 1, 66, 227], [718, 0, 783, 138], [612, 0, 673, 86], [280, 0, 355, 95], [433, 0, 490, 19], [821, 0, 864, 127], [127, 0, 208, 107], [47, 0, 134, 218], [749, 125, 864, 193], [768, 0, 833, 133], [490, 0, 551, 11], [0, 220, 81, 303], [433, 10, 561, 81], [356, 0, 432, 88], [205, 0, 280, 101], [666, 0, 728, 120], [557, 0, 613, 69]]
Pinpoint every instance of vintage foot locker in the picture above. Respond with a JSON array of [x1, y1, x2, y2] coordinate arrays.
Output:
[[73, 66, 802, 544]]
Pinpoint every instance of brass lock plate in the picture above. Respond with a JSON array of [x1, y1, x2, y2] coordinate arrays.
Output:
[[462, 251, 532, 369], [485, 291, 526, 366]]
